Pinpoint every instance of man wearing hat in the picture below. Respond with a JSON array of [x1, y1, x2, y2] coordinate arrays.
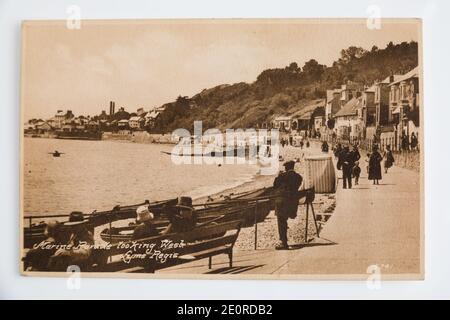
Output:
[[163, 196, 197, 234], [24, 220, 62, 271], [337, 144, 354, 189], [273, 160, 303, 250], [132, 205, 158, 240], [49, 212, 94, 271]]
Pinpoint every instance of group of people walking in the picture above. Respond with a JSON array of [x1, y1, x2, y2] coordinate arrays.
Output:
[[280, 136, 310, 149], [333, 142, 395, 187]]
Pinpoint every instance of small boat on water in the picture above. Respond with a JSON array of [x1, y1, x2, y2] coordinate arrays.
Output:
[[48, 150, 64, 157]]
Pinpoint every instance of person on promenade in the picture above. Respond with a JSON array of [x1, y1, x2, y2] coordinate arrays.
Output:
[[365, 152, 371, 174], [132, 205, 159, 240], [401, 132, 410, 151], [352, 161, 361, 185], [333, 143, 342, 160], [163, 196, 197, 234], [337, 145, 354, 189], [273, 160, 303, 250], [368, 145, 383, 185], [383, 145, 395, 174], [410, 132, 418, 150], [321, 141, 329, 153], [306, 139, 310, 148], [350, 144, 361, 163]]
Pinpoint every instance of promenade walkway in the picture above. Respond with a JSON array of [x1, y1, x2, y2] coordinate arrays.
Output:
[[160, 157, 422, 279]]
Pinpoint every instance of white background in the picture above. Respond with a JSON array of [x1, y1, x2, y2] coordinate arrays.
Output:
[[1, 0, 449, 299]]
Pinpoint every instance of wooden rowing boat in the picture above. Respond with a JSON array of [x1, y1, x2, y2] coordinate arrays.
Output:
[[99, 194, 274, 243], [23, 197, 177, 248], [24, 187, 276, 248]]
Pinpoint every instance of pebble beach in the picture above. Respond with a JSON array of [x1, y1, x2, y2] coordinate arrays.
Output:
[[195, 142, 337, 250]]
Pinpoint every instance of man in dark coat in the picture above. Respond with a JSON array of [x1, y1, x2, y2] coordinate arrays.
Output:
[[410, 133, 418, 150], [333, 143, 342, 159], [273, 160, 303, 250], [368, 145, 383, 184], [350, 144, 361, 163], [163, 197, 197, 234], [337, 145, 354, 189]]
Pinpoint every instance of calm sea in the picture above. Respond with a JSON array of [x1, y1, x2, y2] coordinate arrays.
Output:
[[23, 138, 260, 216]]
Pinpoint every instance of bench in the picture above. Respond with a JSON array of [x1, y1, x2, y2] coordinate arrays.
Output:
[[90, 219, 242, 273]]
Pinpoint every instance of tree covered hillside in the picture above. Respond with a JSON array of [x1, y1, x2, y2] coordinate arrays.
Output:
[[152, 41, 418, 133]]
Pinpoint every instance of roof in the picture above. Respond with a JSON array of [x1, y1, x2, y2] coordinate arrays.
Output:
[[326, 89, 341, 102], [35, 121, 52, 128], [118, 119, 129, 123], [298, 111, 313, 120], [129, 116, 142, 121], [291, 99, 326, 118], [388, 66, 419, 86], [274, 116, 292, 121], [392, 106, 401, 114], [341, 82, 363, 91], [380, 74, 402, 84], [365, 85, 376, 93], [145, 110, 160, 119], [334, 97, 362, 117]]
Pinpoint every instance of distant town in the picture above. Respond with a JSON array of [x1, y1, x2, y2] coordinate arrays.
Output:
[[24, 101, 168, 141]]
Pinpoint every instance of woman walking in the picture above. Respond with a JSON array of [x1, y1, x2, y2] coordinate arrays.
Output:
[[383, 145, 395, 174], [368, 145, 383, 185]]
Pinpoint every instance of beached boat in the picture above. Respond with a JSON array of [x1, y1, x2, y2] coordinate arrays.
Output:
[[23, 198, 178, 248], [99, 188, 275, 243], [24, 187, 275, 247]]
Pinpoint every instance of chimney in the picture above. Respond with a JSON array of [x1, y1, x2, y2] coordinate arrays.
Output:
[[389, 75, 394, 83], [109, 101, 116, 115]]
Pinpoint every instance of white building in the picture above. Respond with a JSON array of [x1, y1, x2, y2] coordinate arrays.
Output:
[[128, 116, 144, 129]]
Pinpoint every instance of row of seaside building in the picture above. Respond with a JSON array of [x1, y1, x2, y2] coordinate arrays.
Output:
[[264, 66, 420, 151]]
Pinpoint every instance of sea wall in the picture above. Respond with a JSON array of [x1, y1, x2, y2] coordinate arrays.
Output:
[[102, 131, 177, 144]]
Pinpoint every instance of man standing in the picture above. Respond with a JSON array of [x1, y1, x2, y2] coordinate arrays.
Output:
[[410, 132, 418, 150], [273, 160, 303, 250], [338, 145, 354, 189]]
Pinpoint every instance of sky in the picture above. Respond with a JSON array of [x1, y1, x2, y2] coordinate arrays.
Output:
[[22, 19, 420, 120]]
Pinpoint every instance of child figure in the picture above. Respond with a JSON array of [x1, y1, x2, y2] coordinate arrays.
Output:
[[365, 153, 371, 174], [352, 161, 361, 185]]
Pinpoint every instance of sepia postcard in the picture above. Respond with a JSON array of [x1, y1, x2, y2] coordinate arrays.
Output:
[[20, 19, 423, 280]]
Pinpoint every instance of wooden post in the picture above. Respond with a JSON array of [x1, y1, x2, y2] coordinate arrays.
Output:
[[305, 202, 309, 243], [310, 202, 320, 238], [254, 200, 258, 250], [28, 216, 32, 229], [108, 215, 113, 263]]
